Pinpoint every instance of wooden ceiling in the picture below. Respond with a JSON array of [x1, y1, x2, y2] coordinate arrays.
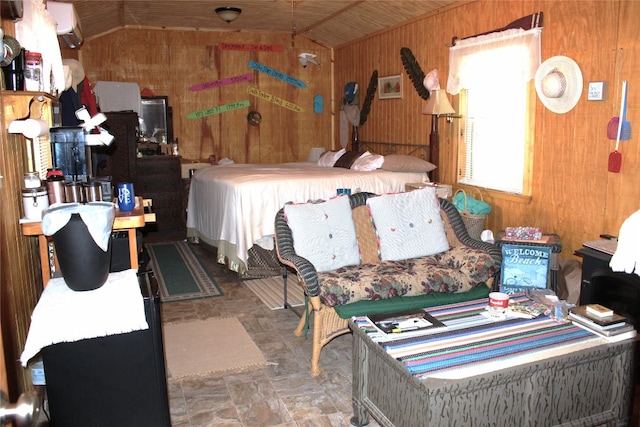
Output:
[[62, 0, 461, 48]]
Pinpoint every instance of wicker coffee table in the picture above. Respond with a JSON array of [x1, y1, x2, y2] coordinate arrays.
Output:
[[349, 301, 634, 427]]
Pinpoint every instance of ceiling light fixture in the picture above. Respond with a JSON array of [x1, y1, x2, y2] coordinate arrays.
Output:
[[215, 7, 241, 23]]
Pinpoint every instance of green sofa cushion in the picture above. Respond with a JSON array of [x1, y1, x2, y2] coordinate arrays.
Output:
[[333, 284, 491, 318]]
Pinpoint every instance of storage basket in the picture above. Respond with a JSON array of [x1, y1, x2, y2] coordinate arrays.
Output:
[[454, 189, 487, 240]]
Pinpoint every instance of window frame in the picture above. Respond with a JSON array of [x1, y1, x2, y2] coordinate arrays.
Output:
[[447, 26, 541, 204]]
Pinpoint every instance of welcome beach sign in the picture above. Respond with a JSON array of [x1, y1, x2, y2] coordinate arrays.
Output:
[[499, 244, 552, 294]]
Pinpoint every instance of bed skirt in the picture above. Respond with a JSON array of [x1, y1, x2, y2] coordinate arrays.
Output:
[[187, 228, 282, 279]]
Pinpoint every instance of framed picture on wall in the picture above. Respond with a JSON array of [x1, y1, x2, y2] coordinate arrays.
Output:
[[378, 74, 403, 99]]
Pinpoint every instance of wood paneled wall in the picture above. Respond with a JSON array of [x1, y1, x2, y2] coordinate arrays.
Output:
[[335, 0, 640, 260], [78, 0, 639, 258], [0, 93, 47, 398], [80, 30, 333, 164], [2, 0, 639, 400]]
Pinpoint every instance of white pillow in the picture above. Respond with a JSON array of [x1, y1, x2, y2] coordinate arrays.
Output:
[[366, 187, 449, 261], [316, 149, 346, 167], [284, 196, 360, 272], [351, 152, 385, 171]]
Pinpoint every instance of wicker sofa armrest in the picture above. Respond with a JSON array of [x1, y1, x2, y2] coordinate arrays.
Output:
[[274, 208, 321, 297], [439, 197, 502, 266], [273, 192, 377, 298]]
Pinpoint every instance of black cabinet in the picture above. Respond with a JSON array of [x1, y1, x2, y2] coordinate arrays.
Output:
[[97, 111, 139, 187], [136, 156, 184, 231], [42, 272, 170, 427], [576, 247, 640, 327], [98, 112, 184, 231]]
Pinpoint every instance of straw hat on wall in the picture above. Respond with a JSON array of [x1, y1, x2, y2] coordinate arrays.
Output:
[[535, 55, 583, 114]]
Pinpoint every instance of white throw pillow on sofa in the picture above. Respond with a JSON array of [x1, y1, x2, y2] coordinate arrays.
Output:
[[367, 187, 449, 261], [284, 195, 360, 272]]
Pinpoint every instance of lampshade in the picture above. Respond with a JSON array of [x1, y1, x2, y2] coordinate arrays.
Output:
[[422, 89, 455, 116], [215, 7, 241, 23]]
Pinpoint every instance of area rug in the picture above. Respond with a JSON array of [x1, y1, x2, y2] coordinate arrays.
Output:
[[145, 241, 223, 302], [163, 317, 267, 379], [243, 276, 305, 310]]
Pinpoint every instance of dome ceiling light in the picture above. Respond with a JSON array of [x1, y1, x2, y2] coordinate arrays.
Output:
[[215, 7, 241, 23]]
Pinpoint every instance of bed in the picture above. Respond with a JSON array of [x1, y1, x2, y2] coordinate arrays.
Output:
[[186, 143, 432, 277]]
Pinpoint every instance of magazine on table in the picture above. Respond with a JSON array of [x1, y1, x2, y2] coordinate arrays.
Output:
[[570, 321, 637, 342], [568, 305, 627, 330], [366, 308, 446, 340]]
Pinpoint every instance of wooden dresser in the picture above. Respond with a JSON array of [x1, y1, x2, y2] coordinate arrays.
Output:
[[99, 112, 184, 232], [136, 156, 184, 231]]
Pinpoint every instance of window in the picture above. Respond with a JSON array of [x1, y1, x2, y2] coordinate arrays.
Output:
[[447, 27, 542, 195]]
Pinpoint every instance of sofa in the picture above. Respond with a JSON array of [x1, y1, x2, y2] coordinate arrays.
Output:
[[274, 188, 502, 376]]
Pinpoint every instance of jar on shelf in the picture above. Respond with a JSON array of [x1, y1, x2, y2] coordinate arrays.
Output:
[[24, 172, 41, 189], [24, 51, 43, 92]]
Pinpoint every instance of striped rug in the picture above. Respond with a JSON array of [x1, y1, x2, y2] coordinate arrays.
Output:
[[355, 295, 601, 379], [146, 241, 223, 302], [243, 276, 305, 310]]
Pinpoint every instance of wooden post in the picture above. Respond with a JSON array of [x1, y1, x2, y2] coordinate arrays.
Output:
[[429, 114, 439, 183]]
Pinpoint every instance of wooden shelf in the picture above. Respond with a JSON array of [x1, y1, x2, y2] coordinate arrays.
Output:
[[20, 198, 154, 286]]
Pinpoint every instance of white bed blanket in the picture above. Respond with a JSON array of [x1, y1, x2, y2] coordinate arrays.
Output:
[[186, 162, 428, 273]]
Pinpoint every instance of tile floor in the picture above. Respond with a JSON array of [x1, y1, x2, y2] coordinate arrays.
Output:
[[161, 241, 640, 427], [34, 230, 640, 427], [161, 242, 375, 427]]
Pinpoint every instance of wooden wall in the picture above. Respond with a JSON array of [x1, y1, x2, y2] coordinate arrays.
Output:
[[335, 0, 640, 261], [0, 93, 48, 398], [79, 30, 333, 164], [1, 0, 639, 400], [78, 1, 640, 260]]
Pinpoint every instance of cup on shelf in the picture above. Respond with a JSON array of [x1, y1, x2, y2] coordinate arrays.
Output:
[[65, 181, 83, 203], [116, 182, 135, 212]]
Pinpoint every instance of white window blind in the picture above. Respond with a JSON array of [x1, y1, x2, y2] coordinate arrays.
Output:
[[447, 28, 541, 194]]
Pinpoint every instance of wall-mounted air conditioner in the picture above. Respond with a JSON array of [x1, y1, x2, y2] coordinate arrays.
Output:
[[47, 1, 84, 48]]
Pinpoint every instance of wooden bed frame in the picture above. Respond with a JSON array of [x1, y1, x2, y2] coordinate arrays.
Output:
[[352, 140, 430, 161]]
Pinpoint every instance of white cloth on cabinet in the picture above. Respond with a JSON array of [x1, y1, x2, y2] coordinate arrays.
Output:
[[609, 209, 640, 276], [20, 269, 148, 366]]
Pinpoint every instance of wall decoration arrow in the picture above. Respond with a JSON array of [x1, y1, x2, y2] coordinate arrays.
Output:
[[186, 100, 251, 119], [246, 87, 304, 112], [189, 73, 253, 92], [248, 60, 306, 88], [219, 42, 283, 52]]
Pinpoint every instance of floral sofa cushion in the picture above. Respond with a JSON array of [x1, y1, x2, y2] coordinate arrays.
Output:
[[317, 245, 500, 307]]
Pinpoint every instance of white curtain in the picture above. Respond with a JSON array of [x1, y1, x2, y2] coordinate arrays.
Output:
[[15, 0, 65, 95], [446, 28, 542, 95]]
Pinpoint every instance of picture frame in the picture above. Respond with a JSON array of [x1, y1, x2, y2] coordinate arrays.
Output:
[[140, 96, 174, 142], [499, 244, 552, 294], [378, 74, 403, 99]]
